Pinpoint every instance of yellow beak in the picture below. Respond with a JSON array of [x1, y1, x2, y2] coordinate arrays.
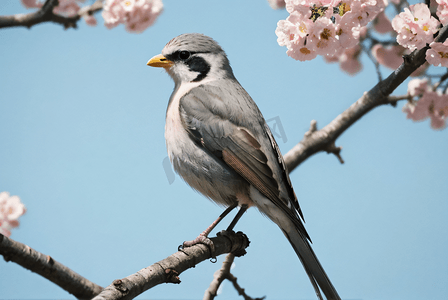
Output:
[[147, 54, 174, 68]]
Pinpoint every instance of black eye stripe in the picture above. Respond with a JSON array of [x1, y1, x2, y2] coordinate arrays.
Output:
[[166, 51, 209, 62], [164, 51, 211, 82]]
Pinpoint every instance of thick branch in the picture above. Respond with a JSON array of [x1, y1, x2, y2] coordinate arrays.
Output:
[[92, 231, 250, 300], [284, 24, 448, 172], [0, 233, 103, 300], [0, 0, 103, 29]]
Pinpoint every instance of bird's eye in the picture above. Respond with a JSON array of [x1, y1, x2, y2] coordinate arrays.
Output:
[[178, 51, 191, 60]]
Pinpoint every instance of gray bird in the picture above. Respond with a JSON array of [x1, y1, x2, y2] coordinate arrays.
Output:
[[147, 33, 341, 300]]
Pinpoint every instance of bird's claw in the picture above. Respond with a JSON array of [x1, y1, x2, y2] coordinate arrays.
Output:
[[181, 233, 216, 259]]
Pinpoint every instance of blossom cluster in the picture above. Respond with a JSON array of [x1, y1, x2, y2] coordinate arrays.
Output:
[[391, 3, 440, 51], [22, 0, 99, 26], [21, 0, 164, 33], [403, 79, 448, 130], [0, 192, 26, 237], [102, 0, 163, 33], [275, 0, 387, 63], [22, 0, 83, 17]]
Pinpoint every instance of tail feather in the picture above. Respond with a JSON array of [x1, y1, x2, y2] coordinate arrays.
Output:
[[282, 228, 341, 300]]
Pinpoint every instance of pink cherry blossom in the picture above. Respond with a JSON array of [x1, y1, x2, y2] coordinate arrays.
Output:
[[426, 41, 448, 67], [392, 3, 440, 51], [436, 0, 448, 25], [371, 44, 405, 69], [407, 78, 429, 97], [339, 44, 362, 75], [102, 0, 126, 29], [21, 0, 87, 18], [278, 0, 386, 60], [53, 0, 80, 17], [403, 91, 448, 129], [21, 0, 43, 9], [307, 17, 338, 56], [403, 97, 430, 122], [83, 14, 97, 26], [342, 0, 380, 27], [373, 11, 393, 34], [431, 95, 448, 129], [335, 21, 359, 50], [268, 0, 286, 9], [102, 0, 163, 33], [287, 38, 318, 61], [0, 192, 26, 237]]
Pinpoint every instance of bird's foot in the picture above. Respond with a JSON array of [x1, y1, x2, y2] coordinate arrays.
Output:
[[179, 233, 216, 259]]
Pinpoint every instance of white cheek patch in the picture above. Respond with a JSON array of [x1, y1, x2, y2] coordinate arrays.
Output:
[[170, 63, 199, 84]]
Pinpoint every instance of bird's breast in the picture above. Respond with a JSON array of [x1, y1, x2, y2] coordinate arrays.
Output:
[[164, 81, 248, 207]]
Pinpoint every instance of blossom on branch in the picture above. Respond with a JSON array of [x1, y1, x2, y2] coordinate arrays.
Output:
[[102, 0, 163, 33], [391, 3, 440, 51], [371, 44, 405, 69], [21, 0, 81, 17], [407, 78, 430, 97], [276, 0, 386, 62], [426, 41, 448, 67], [21, 0, 43, 9], [21, 0, 97, 26], [403, 80, 448, 130], [373, 10, 393, 34], [436, 0, 448, 25], [20, 0, 164, 32], [324, 44, 362, 75], [0, 192, 26, 237], [53, 0, 81, 17], [83, 14, 98, 26]]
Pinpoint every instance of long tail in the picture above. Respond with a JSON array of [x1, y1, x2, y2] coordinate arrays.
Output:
[[282, 227, 341, 300]]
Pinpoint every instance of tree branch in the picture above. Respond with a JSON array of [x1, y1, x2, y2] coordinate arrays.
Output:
[[0, 0, 103, 30], [284, 24, 448, 172], [1, 230, 249, 300], [0, 233, 103, 300], [204, 253, 235, 300], [91, 231, 250, 300], [227, 272, 266, 300], [204, 253, 265, 300]]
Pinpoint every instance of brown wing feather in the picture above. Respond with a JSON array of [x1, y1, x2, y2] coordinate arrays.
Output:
[[179, 84, 310, 240]]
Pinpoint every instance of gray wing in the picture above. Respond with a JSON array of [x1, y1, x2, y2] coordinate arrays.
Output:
[[179, 81, 310, 240]]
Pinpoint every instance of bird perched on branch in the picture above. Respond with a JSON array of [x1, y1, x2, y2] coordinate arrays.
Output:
[[147, 33, 341, 300]]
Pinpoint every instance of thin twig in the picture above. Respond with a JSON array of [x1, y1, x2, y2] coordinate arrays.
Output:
[[388, 94, 412, 103], [363, 39, 383, 82], [203, 253, 235, 300], [227, 272, 266, 300], [204, 253, 265, 300], [0, 0, 103, 29], [433, 71, 448, 90]]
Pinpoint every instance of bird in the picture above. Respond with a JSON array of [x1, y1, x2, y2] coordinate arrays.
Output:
[[147, 33, 341, 300]]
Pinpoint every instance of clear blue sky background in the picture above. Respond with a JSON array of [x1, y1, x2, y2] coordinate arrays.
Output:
[[0, 1, 447, 299]]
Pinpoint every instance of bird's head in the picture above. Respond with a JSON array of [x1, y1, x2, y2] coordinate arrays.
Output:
[[147, 33, 235, 85]]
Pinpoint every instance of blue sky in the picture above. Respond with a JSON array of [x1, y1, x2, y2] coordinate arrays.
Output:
[[0, 1, 447, 299]]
